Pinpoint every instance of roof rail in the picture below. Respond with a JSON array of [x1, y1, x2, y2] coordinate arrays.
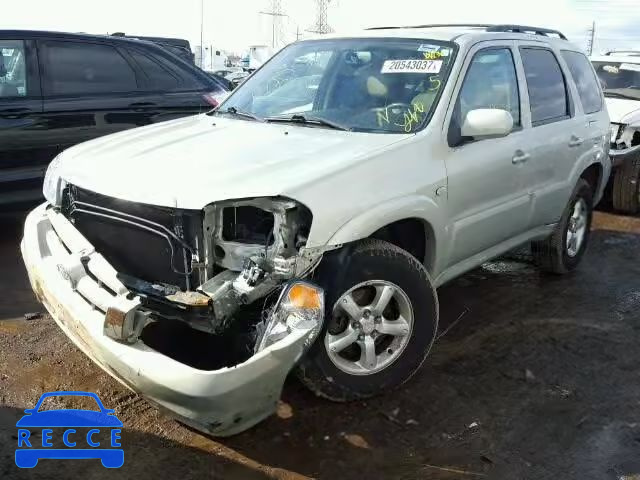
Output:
[[366, 24, 492, 31], [365, 23, 567, 40], [485, 25, 567, 39], [605, 50, 640, 56]]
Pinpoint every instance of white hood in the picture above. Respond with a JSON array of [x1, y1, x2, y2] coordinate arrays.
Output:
[[605, 97, 640, 124], [57, 114, 407, 210]]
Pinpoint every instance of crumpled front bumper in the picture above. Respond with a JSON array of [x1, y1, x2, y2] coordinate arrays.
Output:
[[21, 203, 316, 437], [610, 144, 640, 167]]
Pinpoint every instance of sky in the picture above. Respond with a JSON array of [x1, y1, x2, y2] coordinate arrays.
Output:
[[3, 0, 640, 55]]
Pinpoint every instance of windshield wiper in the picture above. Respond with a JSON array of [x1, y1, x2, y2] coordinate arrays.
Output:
[[265, 114, 351, 131], [604, 91, 638, 100], [216, 106, 264, 122]]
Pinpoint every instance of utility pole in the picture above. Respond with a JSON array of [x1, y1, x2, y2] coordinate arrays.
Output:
[[587, 21, 596, 56], [296, 26, 301, 42], [200, 0, 204, 68], [307, 0, 333, 35], [260, 0, 287, 49]]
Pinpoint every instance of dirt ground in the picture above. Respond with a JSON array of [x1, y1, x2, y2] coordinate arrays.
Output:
[[1, 208, 640, 480]]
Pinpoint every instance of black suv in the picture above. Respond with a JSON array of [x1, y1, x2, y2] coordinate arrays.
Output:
[[0, 30, 228, 209]]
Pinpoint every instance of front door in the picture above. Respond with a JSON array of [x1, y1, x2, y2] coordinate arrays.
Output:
[[0, 38, 47, 206], [443, 42, 531, 268]]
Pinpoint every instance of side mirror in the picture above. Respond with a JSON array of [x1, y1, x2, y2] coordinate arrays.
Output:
[[461, 109, 514, 138]]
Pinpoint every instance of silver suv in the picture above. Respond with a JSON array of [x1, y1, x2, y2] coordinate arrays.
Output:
[[22, 24, 610, 436]]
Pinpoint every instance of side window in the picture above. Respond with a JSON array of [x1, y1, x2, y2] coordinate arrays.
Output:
[[129, 50, 180, 90], [520, 48, 569, 125], [561, 50, 602, 114], [0, 40, 28, 98], [41, 41, 138, 96], [458, 48, 520, 127]]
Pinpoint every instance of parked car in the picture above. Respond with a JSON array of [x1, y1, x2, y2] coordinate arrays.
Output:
[[590, 52, 640, 213], [22, 24, 609, 437], [0, 30, 228, 209], [211, 67, 244, 78], [226, 70, 251, 88], [205, 71, 235, 90]]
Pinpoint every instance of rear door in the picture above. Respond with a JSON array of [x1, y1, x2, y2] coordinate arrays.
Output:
[[0, 37, 47, 205], [560, 49, 609, 183], [515, 43, 583, 227], [38, 38, 148, 154], [121, 46, 222, 123]]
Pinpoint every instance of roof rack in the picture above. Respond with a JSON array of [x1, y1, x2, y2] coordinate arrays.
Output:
[[366, 23, 567, 40], [605, 50, 640, 56]]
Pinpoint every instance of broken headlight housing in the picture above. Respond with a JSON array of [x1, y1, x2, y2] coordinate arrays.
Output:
[[256, 281, 325, 353], [613, 123, 640, 149], [43, 154, 66, 206]]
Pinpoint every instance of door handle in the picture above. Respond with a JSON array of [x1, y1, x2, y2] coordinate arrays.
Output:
[[129, 102, 156, 112], [569, 135, 584, 147], [512, 150, 530, 165]]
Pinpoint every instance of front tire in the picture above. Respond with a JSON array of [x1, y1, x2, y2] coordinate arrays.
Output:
[[612, 156, 640, 214], [297, 239, 438, 401], [531, 178, 593, 274]]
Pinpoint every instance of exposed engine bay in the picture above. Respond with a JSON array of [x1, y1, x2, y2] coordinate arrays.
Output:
[[59, 184, 328, 353]]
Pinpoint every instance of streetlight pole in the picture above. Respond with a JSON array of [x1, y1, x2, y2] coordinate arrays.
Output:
[[200, 0, 204, 68]]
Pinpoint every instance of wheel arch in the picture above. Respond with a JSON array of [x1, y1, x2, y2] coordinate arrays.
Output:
[[580, 162, 603, 198], [369, 218, 436, 273], [323, 195, 444, 275]]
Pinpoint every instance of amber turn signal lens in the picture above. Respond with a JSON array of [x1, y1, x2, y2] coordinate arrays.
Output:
[[287, 284, 322, 309]]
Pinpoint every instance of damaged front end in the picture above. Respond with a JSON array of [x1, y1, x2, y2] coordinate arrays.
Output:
[[22, 185, 329, 436], [60, 185, 324, 341]]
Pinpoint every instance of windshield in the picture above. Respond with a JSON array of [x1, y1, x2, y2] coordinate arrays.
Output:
[[592, 60, 640, 101], [219, 38, 456, 133]]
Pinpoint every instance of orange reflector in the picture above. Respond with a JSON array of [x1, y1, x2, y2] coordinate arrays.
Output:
[[287, 284, 321, 309]]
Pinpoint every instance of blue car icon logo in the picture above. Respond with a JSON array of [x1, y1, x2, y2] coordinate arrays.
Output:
[[15, 391, 123, 468]]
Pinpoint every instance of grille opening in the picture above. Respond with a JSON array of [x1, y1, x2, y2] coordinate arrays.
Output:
[[140, 317, 257, 370], [222, 207, 275, 245]]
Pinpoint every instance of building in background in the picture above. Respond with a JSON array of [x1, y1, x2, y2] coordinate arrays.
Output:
[[242, 45, 274, 69], [195, 45, 229, 71]]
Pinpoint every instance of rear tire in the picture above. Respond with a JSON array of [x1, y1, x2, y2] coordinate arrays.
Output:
[[612, 156, 640, 214], [531, 178, 593, 274], [297, 239, 438, 401]]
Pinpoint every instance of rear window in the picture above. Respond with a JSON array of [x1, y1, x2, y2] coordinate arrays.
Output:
[[520, 48, 570, 125], [130, 50, 180, 90], [41, 40, 138, 95], [561, 50, 602, 114]]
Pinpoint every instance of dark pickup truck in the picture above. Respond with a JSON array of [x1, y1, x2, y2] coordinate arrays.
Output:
[[0, 30, 227, 210]]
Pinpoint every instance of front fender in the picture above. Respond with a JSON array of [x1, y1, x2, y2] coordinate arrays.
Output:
[[324, 195, 447, 274]]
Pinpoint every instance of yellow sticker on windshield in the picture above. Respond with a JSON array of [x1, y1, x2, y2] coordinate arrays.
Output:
[[423, 51, 442, 60]]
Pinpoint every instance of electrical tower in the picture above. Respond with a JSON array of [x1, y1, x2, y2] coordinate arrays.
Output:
[[308, 0, 333, 35], [260, 0, 287, 48]]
